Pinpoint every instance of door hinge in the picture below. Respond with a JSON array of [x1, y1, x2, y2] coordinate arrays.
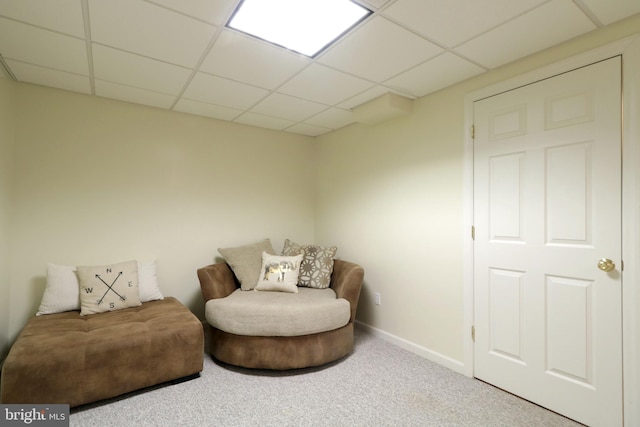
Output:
[[471, 125, 475, 139], [471, 326, 476, 342], [471, 225, 475, 240]]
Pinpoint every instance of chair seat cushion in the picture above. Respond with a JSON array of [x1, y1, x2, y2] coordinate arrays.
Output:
[[205, 287, 350, 337]]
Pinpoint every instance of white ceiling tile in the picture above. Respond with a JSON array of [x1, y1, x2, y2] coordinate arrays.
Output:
[[304, 108, 355, 129], [383, 0, 547, 48], [173, 98, 242, 121], [278, 64, 374, 105], [6, 60, 91, 94], [251, 93, 327, 122], [454, 0, 596, 69], [0, 0, 85, 38], [1, 0, 637, 137], [0, 17, 88, 75], [337, 85, 404, 110], [183, 72, 269, 110], [287, 123, 332, 137], [234, 113, 295, 131], [360, 0, 390, 9], [95, 79, 177, 109], [89, 0, 216, 68], [145, 0, 236, 25], [579, 0, 640, 25], [200, 30, 310, 90], [385, 53, 485, 97], [319, 16, 443, 82], [92, 44, 191, 95]]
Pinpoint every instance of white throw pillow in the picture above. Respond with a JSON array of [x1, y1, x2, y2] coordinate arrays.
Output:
[[36, 263, 80, 315], [138, 260, 164, 302], [254, 252, 303, 293]]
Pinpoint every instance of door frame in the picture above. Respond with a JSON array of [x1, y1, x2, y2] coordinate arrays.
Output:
[[463, 34, 640, 426]]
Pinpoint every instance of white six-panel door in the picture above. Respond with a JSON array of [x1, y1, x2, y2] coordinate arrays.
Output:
[[473, 57, 622, 426]]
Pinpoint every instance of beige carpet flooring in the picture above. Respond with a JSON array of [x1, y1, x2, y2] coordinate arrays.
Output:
[[70, 328, 583, 426]]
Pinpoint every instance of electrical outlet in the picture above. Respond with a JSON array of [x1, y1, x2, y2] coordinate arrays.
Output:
[[375, 292, 381, 305]]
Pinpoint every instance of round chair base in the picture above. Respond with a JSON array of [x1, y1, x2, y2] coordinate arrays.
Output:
[[207, 322, 354, 370]]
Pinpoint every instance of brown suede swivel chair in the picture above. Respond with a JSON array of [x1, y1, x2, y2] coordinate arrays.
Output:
[[198, 259, 364, 370]]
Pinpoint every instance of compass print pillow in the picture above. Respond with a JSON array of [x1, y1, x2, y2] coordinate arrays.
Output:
[[77, 260, 141, 315]]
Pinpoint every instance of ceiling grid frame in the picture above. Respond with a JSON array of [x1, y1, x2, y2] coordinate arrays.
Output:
[[0, 0, 637, 136]]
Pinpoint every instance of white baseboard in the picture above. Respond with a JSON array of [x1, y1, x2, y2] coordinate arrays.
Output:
[[355, 320, 465, 375]]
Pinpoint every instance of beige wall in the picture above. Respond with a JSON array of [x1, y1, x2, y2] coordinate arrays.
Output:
[[0, 76, 15, 360], [315, 102, 464, 360], [316, 14, 640, 363], [8, 83, 315, 340], [3, 13, 639, 368]]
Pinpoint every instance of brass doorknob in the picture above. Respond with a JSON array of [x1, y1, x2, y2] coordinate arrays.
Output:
[[597, 258, 615, 272]]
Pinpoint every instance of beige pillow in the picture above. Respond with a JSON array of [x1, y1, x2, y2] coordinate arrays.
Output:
[[282, 239, 337, 289], [255, 252, 303, 293], [77, 260, 141, 315], [218, 238, 276, 291]]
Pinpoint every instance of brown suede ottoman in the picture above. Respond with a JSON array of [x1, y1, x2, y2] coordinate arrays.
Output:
[[0, 297, 203, 408]]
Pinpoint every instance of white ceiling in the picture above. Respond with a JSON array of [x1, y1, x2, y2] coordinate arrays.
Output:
[[0, 0, 638, 136]]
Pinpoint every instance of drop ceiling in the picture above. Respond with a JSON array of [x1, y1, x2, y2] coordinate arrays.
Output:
[[0, 0, 638, 136]]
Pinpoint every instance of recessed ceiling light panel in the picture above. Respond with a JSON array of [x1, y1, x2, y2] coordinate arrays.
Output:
[[227, 0, 372, 57]]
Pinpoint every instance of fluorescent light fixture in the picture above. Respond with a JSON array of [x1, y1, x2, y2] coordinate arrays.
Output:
[[227, 0, 372, 57]]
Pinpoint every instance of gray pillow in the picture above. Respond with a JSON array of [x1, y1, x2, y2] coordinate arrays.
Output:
[[281, 239, 337, 289], [218, 239, 276, 291]]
